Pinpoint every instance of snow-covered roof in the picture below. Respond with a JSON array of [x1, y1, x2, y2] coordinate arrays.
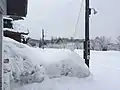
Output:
[[3, 16, 13, 21], [3, 28, 28, 34]]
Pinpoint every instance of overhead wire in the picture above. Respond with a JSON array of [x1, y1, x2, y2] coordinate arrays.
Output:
[[71, 0, 84, 51], [73, 0, 84, 38]]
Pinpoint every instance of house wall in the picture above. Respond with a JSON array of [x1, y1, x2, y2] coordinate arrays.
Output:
[[0, 0, 6, 14], [0, 0, 6, 89]]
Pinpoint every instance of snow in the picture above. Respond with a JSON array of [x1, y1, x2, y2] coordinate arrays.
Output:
[[13, 50, 120, 90], [4, 37, 120, 90], [3, 28, 28, 34], [12, 20, 29, 33], [3, 37, 90, 90], [3, 17, 13, 21], [3, 17, 28, 34], [3, 62, 11, 90]]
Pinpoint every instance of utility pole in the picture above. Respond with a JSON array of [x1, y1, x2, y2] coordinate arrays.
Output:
[[42, 29, 45, 49], [84, 0, 97, 67], [84, 0, 91, 67]]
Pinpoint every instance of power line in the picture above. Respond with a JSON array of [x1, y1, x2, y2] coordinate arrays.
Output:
[[73, 0, 84, 38]]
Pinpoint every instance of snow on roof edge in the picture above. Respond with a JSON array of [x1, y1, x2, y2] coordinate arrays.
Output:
[[3, 16, 13, 21], [3, 28, 28, 34]]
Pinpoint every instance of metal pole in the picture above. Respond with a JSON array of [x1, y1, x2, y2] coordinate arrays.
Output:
[[84, 0, 90, 67]]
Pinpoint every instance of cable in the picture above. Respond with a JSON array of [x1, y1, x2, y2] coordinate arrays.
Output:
[[71, 0, 84, 51], [73, 0, 84, 38]]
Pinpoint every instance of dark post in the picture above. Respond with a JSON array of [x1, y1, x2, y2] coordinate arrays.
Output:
[[84, 0, 91, 67], [42, 29, 44, 49], [39, 38, 42, 48]]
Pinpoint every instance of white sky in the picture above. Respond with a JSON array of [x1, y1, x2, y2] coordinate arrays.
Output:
[[20, 0, 120, 40]]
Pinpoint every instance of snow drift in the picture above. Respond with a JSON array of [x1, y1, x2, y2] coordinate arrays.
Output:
[[3, 37, 90, 89], [13, 50, 120, 90], [41, 49, 90, 78]]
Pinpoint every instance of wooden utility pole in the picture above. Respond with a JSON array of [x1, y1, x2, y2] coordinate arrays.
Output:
[[42, 29, 45, 49], [84, 0, 91, 67]]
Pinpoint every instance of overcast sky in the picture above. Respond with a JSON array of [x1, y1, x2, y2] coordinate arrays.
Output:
[[21, 0, 120, 40]]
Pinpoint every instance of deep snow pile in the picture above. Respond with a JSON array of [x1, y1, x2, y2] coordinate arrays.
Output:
[[3, 37, 90, 89], [38, 49, 90, 78], [14, 50, 120, 90], [4, 37, 45, 90], [4, 37, 35, 80]]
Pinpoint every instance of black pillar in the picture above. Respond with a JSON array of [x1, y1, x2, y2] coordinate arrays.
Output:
[[84, 0, 90, 67]]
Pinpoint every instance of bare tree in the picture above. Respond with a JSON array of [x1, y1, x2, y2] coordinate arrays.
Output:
[[117, 36, 120, 51], [92, 36, 111, 51], [90, 39, 95, 50], [117, 36, 120, 43]]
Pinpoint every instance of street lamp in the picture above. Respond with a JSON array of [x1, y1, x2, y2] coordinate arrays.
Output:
[[89, 8, 98, 15]]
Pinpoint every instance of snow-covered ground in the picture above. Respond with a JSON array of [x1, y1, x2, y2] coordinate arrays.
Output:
[[13, 50, 120, 90], [4, 37, 120, 90], [13, 51, 120, 90]]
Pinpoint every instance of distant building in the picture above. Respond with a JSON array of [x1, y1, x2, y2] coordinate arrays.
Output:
[[27, 38, 84, 49], [27, 38, 40, 47]]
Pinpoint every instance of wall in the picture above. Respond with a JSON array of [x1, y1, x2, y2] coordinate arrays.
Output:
[[0, 0, 6, 89], [0, 0, 6, 14]]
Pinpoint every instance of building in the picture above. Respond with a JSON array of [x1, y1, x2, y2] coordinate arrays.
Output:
[[0, 0, 6, 14], [27, 38, 40, 47], [0, 0, 28, 16], [0, 0, 28, 89], [3, 16, 29, 43]]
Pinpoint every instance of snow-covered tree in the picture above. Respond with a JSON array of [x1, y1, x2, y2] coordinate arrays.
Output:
[[117, 36, 120, 43], [91, 36, 111, 51], [117, 36, 120, 51], [90, 39, 96, 50]]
